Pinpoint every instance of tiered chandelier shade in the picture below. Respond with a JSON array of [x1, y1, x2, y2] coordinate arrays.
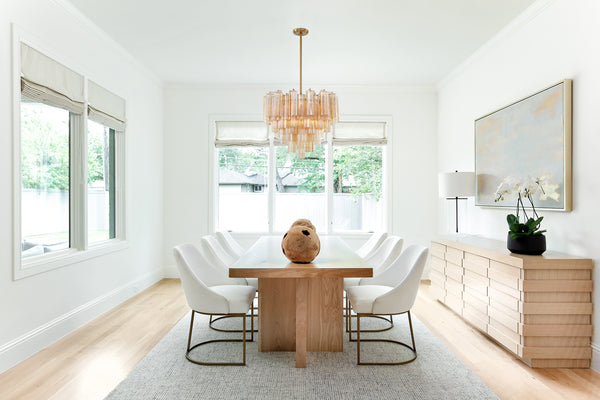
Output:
[[263, 28, 339, 159], [263, 89, 339, 158]]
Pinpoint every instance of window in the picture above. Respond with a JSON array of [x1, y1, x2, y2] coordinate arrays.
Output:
[[274, 145, 326, 232], [20, 97, 71, 258], [87, 120, 116, 243], [14, 39, 127, 278], [332, 145, 384, 232], [218, 146, 268, 232], [213, 120, 388, 233]]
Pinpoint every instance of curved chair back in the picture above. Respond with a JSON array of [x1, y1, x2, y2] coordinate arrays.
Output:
[[174, 244, 228, 313], [356, 232, 387, 259], [216, 231, 245, 258], [180, 242, 246, 286], [372, 245, 428, 314], [200, 235, 237, 267], [365, 236, 404, 272]]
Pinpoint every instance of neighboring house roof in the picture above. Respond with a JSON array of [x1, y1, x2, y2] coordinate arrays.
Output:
[[219, 169, 303, 187], [219, 169, 267, 185], [281, 174, 301, 187]]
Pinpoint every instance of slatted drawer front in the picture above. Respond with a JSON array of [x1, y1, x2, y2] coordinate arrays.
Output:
[[521, 280, 592, 292], [430, 269, 445, 288], [430, 269, 445, 301], [445, 276, 463, 297], [530, 359, 591, 368], [431, 238, 593, 368], [444, 293, 463, 316], [489, 278, 521, 300], [463, 269, 488, 297], [489, 317, 521, 344], [488, 300, 521, 323], [445, 248, 463, 267], [430, 255, 445, 275], [488, 325, 519, 354], [463, 306, 488, 332], [524, 314, 591, 325], [524, 336, 591, 347], [523, 291, 591, 303], [489, 261, 521, 289], [445, 261, 463, 283], [489, 305, 520, 334], [463, 290, 488, 315], [489, 287, 520, 312], [430, 242, 446, 259], [463, 260, 488, 277], [524, 269, 591, 280], [430, 283, 445, 301]]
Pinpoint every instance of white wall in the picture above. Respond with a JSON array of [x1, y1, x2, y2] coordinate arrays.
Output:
[[163, 85, 438, 276], [0, 0, 164, 373], [437, 0, 600, 370]]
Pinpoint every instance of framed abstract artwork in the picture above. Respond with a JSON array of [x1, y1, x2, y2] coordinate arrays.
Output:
[[474, 79, 572, 210]]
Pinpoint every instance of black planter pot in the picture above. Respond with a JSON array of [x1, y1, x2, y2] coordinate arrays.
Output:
[[507, 233, 546, 255]]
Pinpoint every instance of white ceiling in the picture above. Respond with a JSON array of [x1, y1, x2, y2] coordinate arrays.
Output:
[[67, 0, 536, 86]]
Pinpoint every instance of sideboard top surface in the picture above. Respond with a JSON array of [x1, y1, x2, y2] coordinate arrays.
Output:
[[433, 234, 593, 269]]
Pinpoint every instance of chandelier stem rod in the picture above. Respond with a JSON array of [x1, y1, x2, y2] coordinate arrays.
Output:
[[299, 34, 303, 94]]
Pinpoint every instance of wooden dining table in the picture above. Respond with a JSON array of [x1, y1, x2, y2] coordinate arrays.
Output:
[[229, 236, 372, 368]]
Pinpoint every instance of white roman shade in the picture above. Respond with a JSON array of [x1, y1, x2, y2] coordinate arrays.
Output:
[[215, 121, 269, 147], [88, 80, 126, 131], [333, 122, 387, 145], [20, 43, 85, 113]]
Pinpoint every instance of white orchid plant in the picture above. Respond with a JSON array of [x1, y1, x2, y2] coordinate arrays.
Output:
[[493, 174, 560, 239]]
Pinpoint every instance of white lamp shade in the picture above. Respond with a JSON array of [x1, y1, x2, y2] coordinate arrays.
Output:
[[439, 172, 475, 198]]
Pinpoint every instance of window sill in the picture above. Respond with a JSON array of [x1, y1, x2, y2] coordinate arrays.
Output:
[[14, 239, 129, 280], [229, 231, 374, 236]]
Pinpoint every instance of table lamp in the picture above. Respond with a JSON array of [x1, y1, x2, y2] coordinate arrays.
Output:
[[439, 171, 475, 233]]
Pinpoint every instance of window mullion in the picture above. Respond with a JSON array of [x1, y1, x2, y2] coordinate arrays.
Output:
[[326, 130, 334, 234], [268, 133, 276, 233], [70, 112, 87, 250], [115, 132, 126, 239]]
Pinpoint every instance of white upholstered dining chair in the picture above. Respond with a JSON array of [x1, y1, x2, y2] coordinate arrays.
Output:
[[344, 236, 404, 290], [347, 245, 428, 365], [202, 235, 258, 291], [356, 232, 388, 259], [216, 231, 245, 258], [199, 236, 258, 331], [201, 235, 237, 267], [174, 243, 256, 366]]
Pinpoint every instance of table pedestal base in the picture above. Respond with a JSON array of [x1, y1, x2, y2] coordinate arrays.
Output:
[[258, 277, 343, 367]]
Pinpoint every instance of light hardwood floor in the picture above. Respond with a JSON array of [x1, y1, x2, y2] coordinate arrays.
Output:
[[0, 279, 189, 400], [0, 279, 598, 400]]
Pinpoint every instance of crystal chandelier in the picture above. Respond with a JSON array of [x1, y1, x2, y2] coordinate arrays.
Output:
[[263, 28, 339, 159]]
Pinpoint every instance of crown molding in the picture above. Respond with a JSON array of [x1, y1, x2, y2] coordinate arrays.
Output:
[[437, 0, 557, 90], [50, 0, 163, 87], [163, 82, 437, 94]]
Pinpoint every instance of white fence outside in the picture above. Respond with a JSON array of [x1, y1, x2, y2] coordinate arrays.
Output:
[[22, 189, 109, 239], [218, 191, 383, 232]]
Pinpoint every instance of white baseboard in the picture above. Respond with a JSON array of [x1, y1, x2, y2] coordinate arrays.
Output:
[[592, 343, 600, 372], [163, 263, 179, 278], [0, 268, 163, 374]]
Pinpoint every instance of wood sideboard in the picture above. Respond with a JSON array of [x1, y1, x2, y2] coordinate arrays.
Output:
[[430, 235, 593, 368]]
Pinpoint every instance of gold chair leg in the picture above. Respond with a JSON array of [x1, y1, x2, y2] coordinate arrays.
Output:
[[186, 310, 250, 366], [209, 312, 258, 334], [356, 311, 417, 366]]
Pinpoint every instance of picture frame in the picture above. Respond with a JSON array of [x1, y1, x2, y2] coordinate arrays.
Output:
[[474, 79, 572, 211]]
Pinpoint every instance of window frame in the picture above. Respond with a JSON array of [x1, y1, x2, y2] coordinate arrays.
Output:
[[12, 26, 127, 280], [209, 114, 392, 235]]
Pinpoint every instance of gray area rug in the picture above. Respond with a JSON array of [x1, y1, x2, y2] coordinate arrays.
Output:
[[106, 311, 498, 400]]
